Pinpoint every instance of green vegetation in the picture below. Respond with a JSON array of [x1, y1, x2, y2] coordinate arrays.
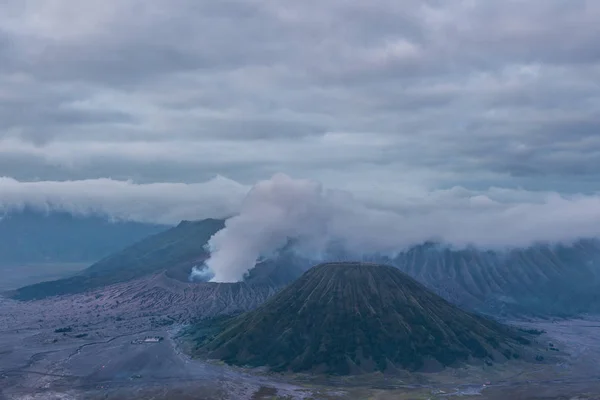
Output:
[[184, 315, 234, 346], [11, 218, 225, 300], [193, 262, 530, 375], [54, 327, 72, 333]]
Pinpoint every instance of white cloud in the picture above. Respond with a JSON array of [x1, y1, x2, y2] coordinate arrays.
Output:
[[0, 175, 248, 224]]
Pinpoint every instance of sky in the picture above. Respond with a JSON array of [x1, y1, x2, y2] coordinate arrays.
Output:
[[1, 1, 600, 231]]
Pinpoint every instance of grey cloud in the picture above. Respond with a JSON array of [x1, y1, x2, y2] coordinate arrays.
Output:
[[191, 117, 327, 140], [1, 0, 287, 85], [0, 175, 249, 224], [0, 99, 135, 130], [447, 1, 600, 66], [0, 0, 599, 193]]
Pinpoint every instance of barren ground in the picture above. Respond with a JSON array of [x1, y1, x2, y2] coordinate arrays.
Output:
[[1, 275, 600, 399]]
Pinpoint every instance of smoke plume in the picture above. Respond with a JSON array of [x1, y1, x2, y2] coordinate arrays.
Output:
[[203, 174, 600, 282]]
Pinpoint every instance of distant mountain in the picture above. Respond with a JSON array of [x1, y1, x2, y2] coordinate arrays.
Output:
[[9, 218, 224, 300], [244, 240, 600, 317], [193, 262, 532, 374], [9, 217, 318, 301], [10, 211, 600, 318], [390, 241, 600, 317], [0, 209, 168, 265]]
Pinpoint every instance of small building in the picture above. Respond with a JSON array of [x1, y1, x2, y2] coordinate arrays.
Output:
[[131, 336, 164, 345]]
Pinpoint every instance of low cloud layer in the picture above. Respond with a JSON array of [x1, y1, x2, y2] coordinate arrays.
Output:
[[0, 176, 248, 224], [204, 174, 600, 282], [5, 173, 600, 282]]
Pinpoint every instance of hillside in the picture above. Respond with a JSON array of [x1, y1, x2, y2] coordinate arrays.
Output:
[[9, 218, 224, 300], [391, 240, 600, 316], [0, 209, 168, 265], [194, 262, 532, 374]]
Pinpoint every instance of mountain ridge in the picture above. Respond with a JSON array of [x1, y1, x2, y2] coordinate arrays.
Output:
[[8, 218, 224, 300]]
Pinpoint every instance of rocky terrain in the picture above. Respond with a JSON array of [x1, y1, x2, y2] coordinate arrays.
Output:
[[2, 272, 276, 331], [194, 262, 537, 374], [0, 292, 318, 400], [2, 265, 600, 399]]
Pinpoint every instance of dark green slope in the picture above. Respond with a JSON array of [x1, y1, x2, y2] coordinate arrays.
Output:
[[10, 218, 225, 300], [195, 262, 530, 375]]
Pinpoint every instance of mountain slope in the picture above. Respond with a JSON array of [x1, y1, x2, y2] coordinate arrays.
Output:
[[0, 209, 168, 265], [195, 262, 531, 374], [391, 241, 600, 316], [9, 218, 224, 300]]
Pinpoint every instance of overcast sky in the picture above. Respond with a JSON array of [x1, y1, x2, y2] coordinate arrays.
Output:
[[2, 0, 600, 224]]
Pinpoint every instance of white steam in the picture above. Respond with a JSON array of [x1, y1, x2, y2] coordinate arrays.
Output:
[[189, 264, 215, 282], [205, 174, 337, 282], [205, 173, 600, 282]]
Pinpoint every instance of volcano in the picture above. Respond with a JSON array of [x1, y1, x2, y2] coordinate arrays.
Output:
[[195, 262, 531, 374]]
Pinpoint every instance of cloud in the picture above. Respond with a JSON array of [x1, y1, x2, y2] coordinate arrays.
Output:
[[203, 174, 600, 282], [0, 175, 248, 224], [5, 172, 600, 282], [0, 1, 599, 192]]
